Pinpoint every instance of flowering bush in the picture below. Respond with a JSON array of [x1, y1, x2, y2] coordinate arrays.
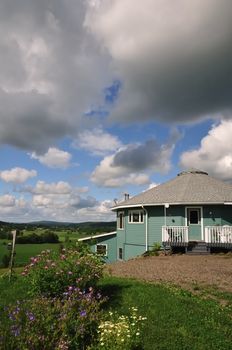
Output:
[[89, 307, 147, 350], [22, 244, 104, 298], [0, 287, 105, 350]]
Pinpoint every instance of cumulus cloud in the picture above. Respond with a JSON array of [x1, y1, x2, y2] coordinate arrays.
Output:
[[86, 0, 232, 124], [30, 147, 72, 168], [0, 167, 37, 184], [0, 194, 16, 207], [31, 181, 72, 195], [74, 128, 122, 156], [180, 120, 232, 180]]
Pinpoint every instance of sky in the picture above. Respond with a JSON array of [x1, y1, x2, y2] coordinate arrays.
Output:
[[1, 0, 232, 223]]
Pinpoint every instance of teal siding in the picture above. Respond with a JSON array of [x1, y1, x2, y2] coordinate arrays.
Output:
[[116, 208, 146, 260], [88, 234, 117, 263], [115, 204, 232, 261], [116, 210, 126, 260], [203, 205, 232, 228], [147, 205, 185, 247], [147, 206, 163, 246], [124, 243, 146, 260]]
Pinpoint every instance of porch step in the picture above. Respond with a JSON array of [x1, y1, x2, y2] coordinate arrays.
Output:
[[186, 241, 210, 255]]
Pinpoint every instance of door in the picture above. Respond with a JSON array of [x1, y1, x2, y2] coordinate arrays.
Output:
[[187, 207, 202, 241]]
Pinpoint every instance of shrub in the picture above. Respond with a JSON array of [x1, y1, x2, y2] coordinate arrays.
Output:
[[89, 307, 147, 350], [0, 287, 105, 350], [15, 232, 59, 244], [22, 244, 104, 298], [2, 253, 11, 268]]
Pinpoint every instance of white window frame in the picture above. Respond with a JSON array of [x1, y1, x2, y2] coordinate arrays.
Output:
[[118, 247, 123, 260], [128, 210, 144, 224], [95, 244, 108, 256], [117, 211, 125, 230]]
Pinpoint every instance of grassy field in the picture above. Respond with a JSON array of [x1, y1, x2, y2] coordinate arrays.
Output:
[[0, 241, 61, 267], [0, 228, 84, 267], [0, 274, 231, 350]]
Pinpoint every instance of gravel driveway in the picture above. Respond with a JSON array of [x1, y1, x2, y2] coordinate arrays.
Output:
[[108, 254, 232, 292]]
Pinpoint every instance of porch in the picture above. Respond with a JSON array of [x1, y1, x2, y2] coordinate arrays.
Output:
[[162, 225, 232, 250]]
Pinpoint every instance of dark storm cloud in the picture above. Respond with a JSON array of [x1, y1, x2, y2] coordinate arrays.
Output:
[[112, 140, 163, 171], [0, 0, 111, 152], [87, 0, 232, 124]]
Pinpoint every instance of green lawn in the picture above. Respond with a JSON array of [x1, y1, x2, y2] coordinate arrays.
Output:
[[0, 242, 61, 267], [0, 274, 231, 350]]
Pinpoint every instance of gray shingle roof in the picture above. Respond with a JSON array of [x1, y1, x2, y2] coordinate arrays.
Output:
[[113, 170, 232, 209]]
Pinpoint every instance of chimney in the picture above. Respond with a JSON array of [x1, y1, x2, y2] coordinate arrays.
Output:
[[124, 193, 130, 201]]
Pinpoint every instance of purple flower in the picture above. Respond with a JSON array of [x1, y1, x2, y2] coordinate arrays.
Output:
[[80, 310, 87, 317], [26, 311, 35, 321]]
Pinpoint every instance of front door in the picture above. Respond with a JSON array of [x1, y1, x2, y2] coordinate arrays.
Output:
[[187, 207, 202, 241]]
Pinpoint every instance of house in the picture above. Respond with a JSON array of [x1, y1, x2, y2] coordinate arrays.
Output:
[[80, 169, 232, 261]]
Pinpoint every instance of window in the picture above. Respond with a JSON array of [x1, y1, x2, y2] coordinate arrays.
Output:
[[117, 211, 124, 229], [187, 208, 200, 225], [96, 244, 107, 256], [128, 210, 144, 223], [118, 247, 123, 260]]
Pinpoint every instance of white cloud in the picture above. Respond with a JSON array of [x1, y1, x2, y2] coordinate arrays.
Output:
[[32, 181, 72, 195], [74, 128, 122, 156], [0, 194, 16, 207], [30, 147, 72, 168], [180, 120, 232, 180], [0, 167, 37, 184], [91, 152, 150, 187]]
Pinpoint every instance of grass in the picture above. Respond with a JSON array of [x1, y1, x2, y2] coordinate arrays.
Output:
[[98, 276, 232, 350], [0, 242, 61, 267], [1, 273, 231, 350]]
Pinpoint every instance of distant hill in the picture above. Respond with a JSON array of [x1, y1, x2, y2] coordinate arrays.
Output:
[[0, 220, 116, 233]]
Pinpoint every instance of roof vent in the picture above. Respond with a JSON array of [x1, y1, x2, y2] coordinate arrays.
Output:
[[178, 169, 208, 176]]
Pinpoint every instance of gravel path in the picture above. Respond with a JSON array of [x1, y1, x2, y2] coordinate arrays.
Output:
[[108, 254, 232, 292]]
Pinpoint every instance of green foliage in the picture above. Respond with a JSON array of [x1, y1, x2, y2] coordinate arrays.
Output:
[[22, 244, 104, 298], [1, 253, 10, 268], [90, 307, 146, 350], [142, 242, 162, 257], [0, 287, 105, 350], [16, 231, 59, 244]]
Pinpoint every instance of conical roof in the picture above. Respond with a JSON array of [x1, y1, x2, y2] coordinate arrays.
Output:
[[113, 170, 232, 209]]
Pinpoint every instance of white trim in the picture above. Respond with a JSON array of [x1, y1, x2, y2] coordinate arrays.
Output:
[[185, 206, 203, 240], [78, 231, 116, 242], [118, 247, 123, 260], [95, 244, 108, 256], [128, 209, 144, 224], [117, 211, 125, 230], [112, 202, 226, 211]]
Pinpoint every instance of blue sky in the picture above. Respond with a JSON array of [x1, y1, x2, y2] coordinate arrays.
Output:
[[0, 0, 232, 222]]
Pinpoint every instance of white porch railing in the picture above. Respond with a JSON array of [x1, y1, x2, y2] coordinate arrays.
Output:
[[162, 226, 189, 243], [205, 226, 232, 243]]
